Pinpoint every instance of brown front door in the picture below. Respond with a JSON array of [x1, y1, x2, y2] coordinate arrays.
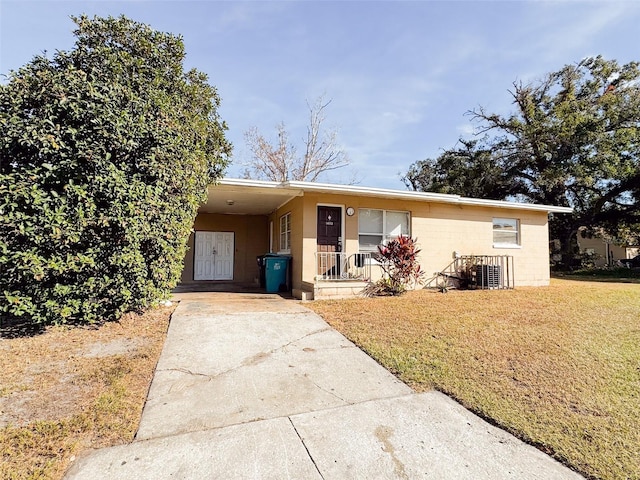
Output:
[[317, 206, 342, 253], [317, 206, 342, 278]]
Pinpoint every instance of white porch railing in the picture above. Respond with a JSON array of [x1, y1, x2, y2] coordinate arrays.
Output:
[[315, 252, 372, 281]]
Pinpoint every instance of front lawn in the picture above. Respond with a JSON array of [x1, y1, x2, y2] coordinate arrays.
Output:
[[308, 279, 640, 480], [0, 306, 172, 480]]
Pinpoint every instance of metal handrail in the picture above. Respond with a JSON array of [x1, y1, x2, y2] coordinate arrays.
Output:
[[427, 255, 515, 290], [315, 252, 372, 281]]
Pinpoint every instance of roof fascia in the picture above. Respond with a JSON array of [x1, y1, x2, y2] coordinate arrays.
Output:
[[214, 179, 572, 214], [283, 180, 573, 214]]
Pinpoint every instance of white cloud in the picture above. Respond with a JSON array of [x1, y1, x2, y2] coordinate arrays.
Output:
[[207, 2, 289, 33], [456, 123, 476, 137], [519, 2, 635, 66]]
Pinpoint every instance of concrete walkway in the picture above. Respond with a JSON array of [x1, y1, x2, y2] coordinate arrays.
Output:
[[65, 293, 582, 479]]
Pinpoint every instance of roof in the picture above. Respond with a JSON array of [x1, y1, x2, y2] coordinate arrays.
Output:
[[198, 178, 574, 215]]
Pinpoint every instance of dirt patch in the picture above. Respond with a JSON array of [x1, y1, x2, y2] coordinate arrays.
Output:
[[82, 338, 143, 358], [0, 305, 173, 479]]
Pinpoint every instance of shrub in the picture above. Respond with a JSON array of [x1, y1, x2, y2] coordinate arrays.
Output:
[[363, 236, 424, 296], [0, 15, 231, 325]]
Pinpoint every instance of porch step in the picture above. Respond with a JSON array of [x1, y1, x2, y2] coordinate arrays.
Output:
[[313, 281, 369, 300]]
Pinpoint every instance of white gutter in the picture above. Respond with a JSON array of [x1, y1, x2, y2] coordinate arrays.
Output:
[[217, 178, 573, 214], [284, 180, 573, 214], [218, 177, 304, 197], [219, 178, 286, 189], [457, 196, 573, 213]]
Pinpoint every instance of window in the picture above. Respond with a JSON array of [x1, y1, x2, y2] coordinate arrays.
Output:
[[358, 209, 410, 252], [493, 218, 520, 247], [280, 213, 291, 252]]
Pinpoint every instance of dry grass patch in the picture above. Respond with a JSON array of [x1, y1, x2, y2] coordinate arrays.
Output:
[[0, 306, 172, 480], [309, 279, 640, 480]]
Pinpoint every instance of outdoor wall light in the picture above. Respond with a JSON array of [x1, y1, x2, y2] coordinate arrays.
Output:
[[226, 200, 235, 206]]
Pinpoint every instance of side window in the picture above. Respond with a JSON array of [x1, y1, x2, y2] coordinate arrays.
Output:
[[493, 218, 519, 246], [280, 213, 291, 252]]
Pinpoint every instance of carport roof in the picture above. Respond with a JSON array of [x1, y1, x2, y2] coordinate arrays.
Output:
[[198, 178, 574, 215], [198, 179, 304, 215]]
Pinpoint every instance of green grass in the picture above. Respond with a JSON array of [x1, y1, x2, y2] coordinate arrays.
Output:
[[308, 279, 640, 480], [559, 267, 640, 282]]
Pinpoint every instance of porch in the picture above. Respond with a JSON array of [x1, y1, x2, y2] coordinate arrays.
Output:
[[301, 252, 377, 300], [172, 281, 267, 294]]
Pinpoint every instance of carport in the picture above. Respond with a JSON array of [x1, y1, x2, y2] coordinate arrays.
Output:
[[178, 179, 302, 288]]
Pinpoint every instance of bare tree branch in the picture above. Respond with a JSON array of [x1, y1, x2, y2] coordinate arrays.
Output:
[[243, 95, 350, 182]]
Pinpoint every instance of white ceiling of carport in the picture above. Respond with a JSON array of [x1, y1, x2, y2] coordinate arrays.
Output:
[[198, 182, 303, 215]]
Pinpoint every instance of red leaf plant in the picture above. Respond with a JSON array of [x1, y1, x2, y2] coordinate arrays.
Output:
[[364, 236, 424, 296]]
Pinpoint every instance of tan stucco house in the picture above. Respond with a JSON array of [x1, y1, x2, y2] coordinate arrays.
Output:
[[576, 227, 639, 267], [179, 178, 572, 299]]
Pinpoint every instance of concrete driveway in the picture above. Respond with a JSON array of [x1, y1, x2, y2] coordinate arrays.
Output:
[[65, 292, 582, 479]]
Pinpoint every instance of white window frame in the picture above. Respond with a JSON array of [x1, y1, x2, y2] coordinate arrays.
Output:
[[358, 208, 410, 252], [279, 213, 291, 253], [493, 217, 521, 248], [269, 221, 274, 253]]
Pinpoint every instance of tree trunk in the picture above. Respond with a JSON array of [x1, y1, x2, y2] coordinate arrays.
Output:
[[558, 226, 579, 271]]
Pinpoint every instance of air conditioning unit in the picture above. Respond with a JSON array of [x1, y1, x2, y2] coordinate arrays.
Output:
[[475, 265, 502, 289]]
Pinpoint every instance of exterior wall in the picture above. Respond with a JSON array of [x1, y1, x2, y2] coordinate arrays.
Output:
[[294, 192, 552, 289], [577, 233, 629, 266], [413, 202, 550, 286], [181, 213, 268, 284], [270, 196, 306, 293]]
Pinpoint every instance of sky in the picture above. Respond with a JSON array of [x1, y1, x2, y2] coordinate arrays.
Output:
[[1, 0, 639, 190]]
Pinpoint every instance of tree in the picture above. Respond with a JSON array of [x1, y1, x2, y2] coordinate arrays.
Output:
[[401, 139, 517, 200], [243, 95, 349, 182], [0, 15, 231, 325], [405, 56, 640, 266]]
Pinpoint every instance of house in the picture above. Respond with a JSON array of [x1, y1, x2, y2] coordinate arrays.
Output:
[[576, 227, 639, 267], [179, 178, 572, 299]]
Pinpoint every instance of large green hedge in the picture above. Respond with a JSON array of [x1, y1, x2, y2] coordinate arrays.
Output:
[[0, 15, 231, 325]]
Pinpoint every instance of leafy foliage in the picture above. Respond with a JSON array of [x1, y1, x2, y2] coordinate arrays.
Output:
[[402, 139, 515, 200], [0, 15, 231, 325], [363, 236, 423, 296], [404, 56, 640, 266]]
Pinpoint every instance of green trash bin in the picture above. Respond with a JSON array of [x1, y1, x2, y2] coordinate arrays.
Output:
[[264, 255, 291, 293]]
